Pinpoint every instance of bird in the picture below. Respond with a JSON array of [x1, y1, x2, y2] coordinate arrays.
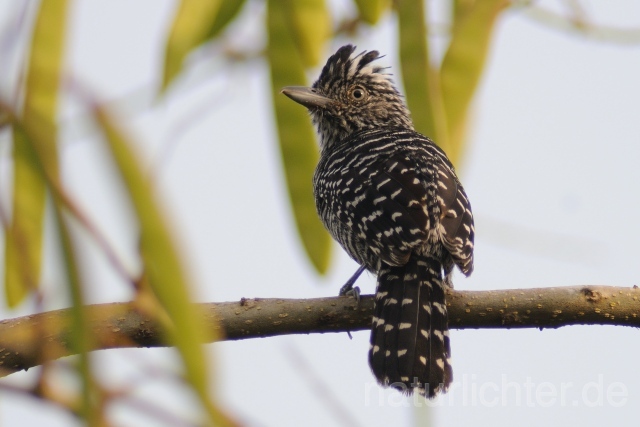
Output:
[[281, 45, 474, 398]]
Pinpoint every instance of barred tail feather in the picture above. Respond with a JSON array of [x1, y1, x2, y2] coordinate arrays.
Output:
[[422, 257, 453, 396], [373, 267, 402, 385], [368, 255, 452, 398]]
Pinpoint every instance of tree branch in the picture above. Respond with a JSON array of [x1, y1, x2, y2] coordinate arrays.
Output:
[[1, 285, 638, 377]]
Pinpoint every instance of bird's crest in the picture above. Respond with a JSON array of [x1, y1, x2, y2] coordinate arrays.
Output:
[[313, 45, 392, 92]]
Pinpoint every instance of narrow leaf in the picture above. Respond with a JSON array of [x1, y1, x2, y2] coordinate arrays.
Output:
[[441, 0, 508, 165], [162, 0, 223, 90], [5, 0, 67, 306], [267, 0, 332, 274], [5, 130, 41, 305], [286, 0, 330, 67], [453, 0, 476, 22], [95, 108, 233, 426], [10, 108, 102, 423], [205, 0, 247, 40], [396, 0, 451, 154], [354, 0, 391, 25], [53, 205, 101, 424]]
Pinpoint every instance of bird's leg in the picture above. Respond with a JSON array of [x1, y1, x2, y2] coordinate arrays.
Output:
[[341, 265, 366, 339], [339, 265, 365, 302]]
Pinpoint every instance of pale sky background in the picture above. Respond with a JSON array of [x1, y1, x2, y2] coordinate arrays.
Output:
[[1, 1, 640, 427]]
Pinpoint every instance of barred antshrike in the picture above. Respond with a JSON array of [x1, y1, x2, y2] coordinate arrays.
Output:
[[282, 45, 474, 398]]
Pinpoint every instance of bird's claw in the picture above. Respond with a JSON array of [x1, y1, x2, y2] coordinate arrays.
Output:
[[342, 285, 361, 303], [339, 265, 365, 298], [340, 265, 365, 338]]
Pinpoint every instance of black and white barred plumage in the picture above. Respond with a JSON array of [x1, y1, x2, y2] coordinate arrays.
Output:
[[282, 45, 474, 398]]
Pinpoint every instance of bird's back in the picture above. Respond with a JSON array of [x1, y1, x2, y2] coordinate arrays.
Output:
[[313, 126, 474, 279]]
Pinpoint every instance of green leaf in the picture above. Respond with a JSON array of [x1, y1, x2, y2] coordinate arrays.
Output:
[[94, 107, 233, 426], [5, 0, 67, 307], [396, 0, 451, 155], [53, 202, 100, 424], [205, 0, 247, 40], [354, 0, 391, 25], [286, 0, 330, 67], [453, 0, 476, 21], [9, 108, 102, 424], [440, 0, 508, 166], [267, 0, 332, 274], [5, 129, 42, 306], [162, 0, 223, 90]]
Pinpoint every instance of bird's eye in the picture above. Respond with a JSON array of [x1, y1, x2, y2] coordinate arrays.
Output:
[[351, 86, 366, 101]]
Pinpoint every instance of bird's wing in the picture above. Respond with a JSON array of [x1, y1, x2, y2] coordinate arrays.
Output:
[[367, 147, 474, 276], [430, 156, 474, 276], [320, 134, 474, 273]]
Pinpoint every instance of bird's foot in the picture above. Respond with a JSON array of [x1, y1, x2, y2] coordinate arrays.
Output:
[[340, 265, 365, 339], [339, 265, 365, 304]]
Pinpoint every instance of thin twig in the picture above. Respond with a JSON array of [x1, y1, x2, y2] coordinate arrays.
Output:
[[285, 343, 364, 427], [517, 2, 640, 44]]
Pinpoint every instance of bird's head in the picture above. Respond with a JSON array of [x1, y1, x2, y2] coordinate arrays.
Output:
[[282, 45, 413, 151]]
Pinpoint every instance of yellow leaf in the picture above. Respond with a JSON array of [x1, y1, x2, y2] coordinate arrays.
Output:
[[396, 0, 451, 154], [5, 0, 67, 306], [440, 0, 508, 166], [53, 204, 101, 423], [205, 0, 247, 40], [286, 0, 330, 67], [354, 0, 391, 25], [5, 129, 40, 306], [94, 108, 233, 426], [267, 0, 332, 274], [162, 0, 223, 90], [453, 0, 476, 21], [7, 107, 100, 422]]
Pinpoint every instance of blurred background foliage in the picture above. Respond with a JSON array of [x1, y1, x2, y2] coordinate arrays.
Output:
[[0, 0, 638, 425], [165, 0, 509, 276]]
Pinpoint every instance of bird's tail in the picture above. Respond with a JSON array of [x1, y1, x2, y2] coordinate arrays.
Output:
[[368, 254, 452, 398]]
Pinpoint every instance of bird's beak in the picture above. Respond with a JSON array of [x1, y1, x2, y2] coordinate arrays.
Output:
[[281, 86, 332, 109]]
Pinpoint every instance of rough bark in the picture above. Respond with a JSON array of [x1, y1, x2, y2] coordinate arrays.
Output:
[[0, 285, 638, 377]]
